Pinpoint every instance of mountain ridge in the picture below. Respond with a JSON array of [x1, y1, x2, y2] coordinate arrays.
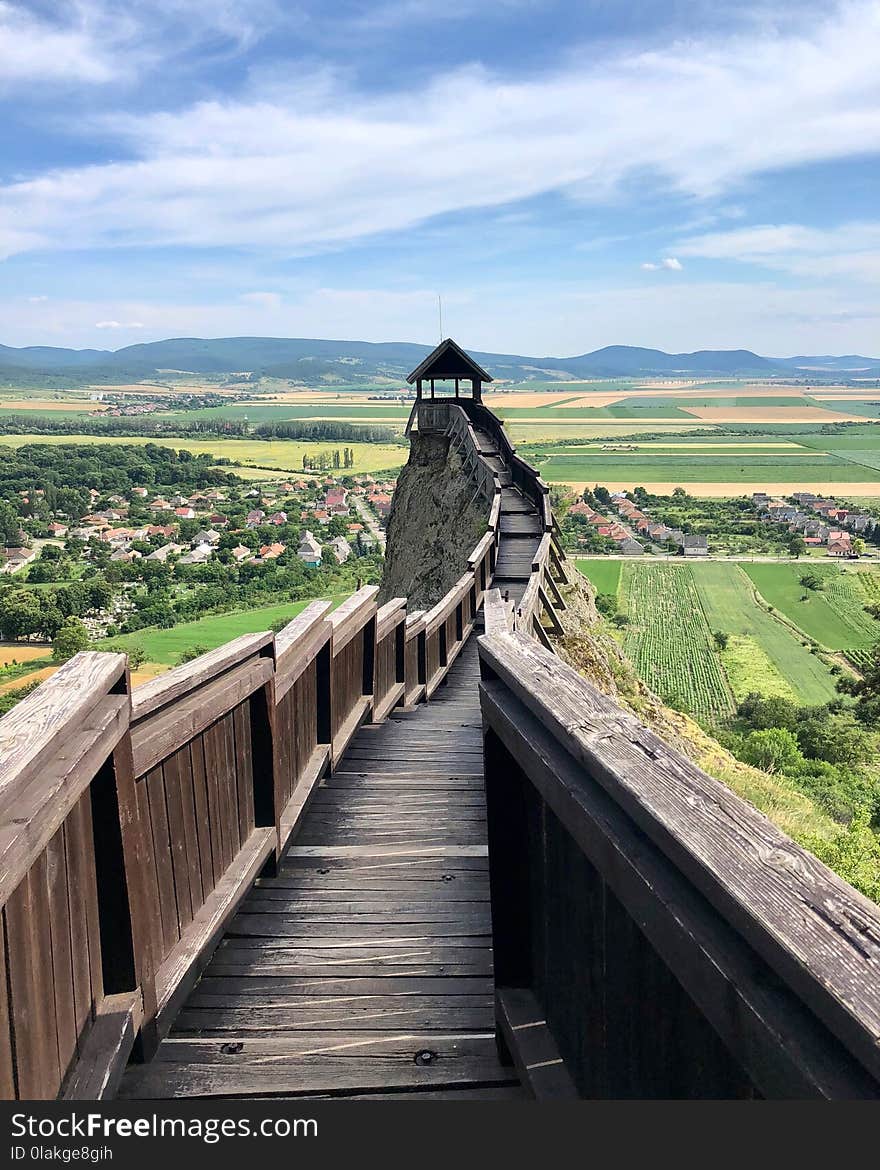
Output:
[[1, 337, 878, 383]]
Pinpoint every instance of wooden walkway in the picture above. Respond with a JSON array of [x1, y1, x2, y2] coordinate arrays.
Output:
[[120, 637, 523, 1100]]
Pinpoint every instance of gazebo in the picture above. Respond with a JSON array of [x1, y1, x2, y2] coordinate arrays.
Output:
[[406, 338, 493, 403]]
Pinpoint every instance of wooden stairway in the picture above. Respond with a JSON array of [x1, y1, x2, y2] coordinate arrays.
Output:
[[468, 426, 544, 608], [119, 638, 522, 1100]]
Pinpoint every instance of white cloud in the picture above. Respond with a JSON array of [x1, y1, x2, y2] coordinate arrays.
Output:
[[642, 257, 683, 271], [1, 3, 879, 259], [0, 1, 278, 89], [26, 295, 48, 303], [0, 2, 116, 85], [240, 291, 282, 308], [677, 221, 880, 282], [95, 320, 145, 329]]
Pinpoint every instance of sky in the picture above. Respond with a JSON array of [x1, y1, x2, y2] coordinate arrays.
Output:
[[0, 0, 879, 357]]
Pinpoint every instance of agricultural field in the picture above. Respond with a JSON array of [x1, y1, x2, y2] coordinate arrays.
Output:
[[691, 562, 840, 705], [519, 425, 880, 495], [0, 433, 407, 475], [577, 560, 845, 716], [742, 563, 880, 651], [99, 595, 347, 667], [574, 558, 621, 596], [9, 377, 880, 495], [616, 562, 733, 719]]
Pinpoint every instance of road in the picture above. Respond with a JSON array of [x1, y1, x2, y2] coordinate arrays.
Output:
[[353, 496, 387, 552]]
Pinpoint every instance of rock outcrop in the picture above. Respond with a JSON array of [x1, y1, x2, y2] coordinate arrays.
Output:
[[379, 432, 488, 609]]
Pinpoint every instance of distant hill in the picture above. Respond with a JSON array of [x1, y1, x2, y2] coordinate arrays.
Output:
[[1, 337, 879, 385]]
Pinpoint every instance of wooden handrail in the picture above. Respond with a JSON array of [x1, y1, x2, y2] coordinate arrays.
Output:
[[478, 628, 880, 1098], [375, 597, 407, 642], [132, 633, 273, 719]]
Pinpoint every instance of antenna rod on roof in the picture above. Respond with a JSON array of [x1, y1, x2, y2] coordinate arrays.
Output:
[[438, 294, 443, 343]]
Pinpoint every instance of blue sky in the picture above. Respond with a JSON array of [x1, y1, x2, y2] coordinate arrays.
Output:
[[1, 0, 879, 355]]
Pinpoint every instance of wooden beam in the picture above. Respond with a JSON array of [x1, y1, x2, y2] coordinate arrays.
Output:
[[496, 988, 578, 1100]]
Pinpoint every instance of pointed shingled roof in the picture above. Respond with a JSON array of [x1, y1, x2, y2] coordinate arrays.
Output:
[[406, 338, 493, 385]]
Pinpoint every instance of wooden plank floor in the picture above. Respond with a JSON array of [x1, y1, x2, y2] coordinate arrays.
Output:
[[120, 638, 522, 1100]]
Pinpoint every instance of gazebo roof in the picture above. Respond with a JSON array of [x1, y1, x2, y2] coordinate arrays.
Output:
[[406, 338, 493, 385]]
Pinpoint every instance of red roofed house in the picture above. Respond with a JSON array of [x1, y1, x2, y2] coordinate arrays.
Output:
[[567, 502, 595, 518]]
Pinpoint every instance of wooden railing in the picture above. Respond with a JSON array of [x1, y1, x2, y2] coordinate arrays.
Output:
[[0, 654, 151, 1100], [0, 406, 504, 1100], [446, 400, 569, 646], [478, 603, 880, 1099]]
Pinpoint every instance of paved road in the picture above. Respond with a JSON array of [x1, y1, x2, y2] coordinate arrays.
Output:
[[353, 496, 387, 552]]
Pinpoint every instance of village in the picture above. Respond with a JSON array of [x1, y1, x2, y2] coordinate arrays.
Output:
[[0, 473, 395, 578], [562, 486, 879, 558]]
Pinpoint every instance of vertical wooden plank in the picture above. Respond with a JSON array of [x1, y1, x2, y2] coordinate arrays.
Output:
[[201, 724, 229, 879], [63, 812, 93, 1051], [65, 792, 103, 1020], [216, 712, 241, 853], [233, 702, 256, 838], [171, 746, 204, 916], [145, 766, 179, 955], [0, 912, 17, 1099], [161, 755, 193, 932], [130, 778, 164, 976], [45, 828, 77, 1082], [6, 861, 60, 1098], [189, 737, 216, 895]]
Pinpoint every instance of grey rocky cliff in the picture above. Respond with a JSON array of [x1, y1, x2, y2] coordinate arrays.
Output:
[[378, 432, 488, 610]]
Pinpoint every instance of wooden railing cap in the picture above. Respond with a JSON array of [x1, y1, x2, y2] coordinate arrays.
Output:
[[132, 631, 273, 720], [0, 650, 128, 800], [376, 597, 408, 642], [274, 599, 332, 657]]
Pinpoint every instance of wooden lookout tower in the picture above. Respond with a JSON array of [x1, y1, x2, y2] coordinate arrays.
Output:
[[407, 337, 493, 403]]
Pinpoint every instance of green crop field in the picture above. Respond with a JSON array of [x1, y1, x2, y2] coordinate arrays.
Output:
[[577, 560, 843, 712], [742, 563, 880, 650], [99, 596, 347, 665], [575, 558, 621, 596], [690, 563, 840, 704], [618, 562, 733, 718], [526, 452, 880, 484]]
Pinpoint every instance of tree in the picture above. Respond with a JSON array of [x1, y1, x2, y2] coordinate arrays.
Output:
[[837, 644, 880, 724], [104, 640, 147, 669], [175, 643, 209, 666], [796, 712, 870, 766], [595, 593, 617, 617], [612, 613, 630, 627], [788, 535, 806, 558], [736, 693, 801, 731], [799, 572, 823, 591], [712, 630, 729, 650], [738, 727, 804, 774], [52, 618, 90, 662], [0, 589, 43, 640], [853, 538, 866, 556]]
